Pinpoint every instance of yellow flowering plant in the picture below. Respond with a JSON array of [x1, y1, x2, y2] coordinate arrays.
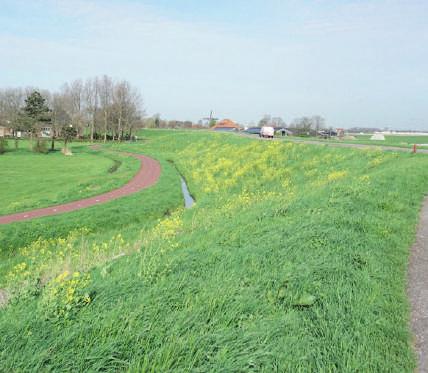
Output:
[[40, 271, 92, 321]]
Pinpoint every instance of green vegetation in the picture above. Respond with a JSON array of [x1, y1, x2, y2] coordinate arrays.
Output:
[[20, 90, 53, 152], [355, 135, 428, 147], [0, 144, 139, 215], [1, 130, 427, 371], [0, 138, 7, 154], [293, 134, 428, 149]]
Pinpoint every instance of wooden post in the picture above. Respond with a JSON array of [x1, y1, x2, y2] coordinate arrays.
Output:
[[413, 144, 417, 153]]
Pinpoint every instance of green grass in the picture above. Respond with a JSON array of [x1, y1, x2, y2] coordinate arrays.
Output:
[[290, 134, 428, 149], [0, 144, 140, 215], [355, 134, 428, 147], [1, 130, 427, 371]]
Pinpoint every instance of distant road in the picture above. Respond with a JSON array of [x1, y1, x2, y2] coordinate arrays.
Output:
[[409, 196, 428, 373]]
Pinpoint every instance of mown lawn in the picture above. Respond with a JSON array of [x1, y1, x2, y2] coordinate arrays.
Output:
[[1, 130, 427, 371], [0, 144, 139, 215]]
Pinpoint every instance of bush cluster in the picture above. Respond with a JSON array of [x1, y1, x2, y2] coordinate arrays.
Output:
[[0, 138, 8, 154], [33, 139, 49, 153]]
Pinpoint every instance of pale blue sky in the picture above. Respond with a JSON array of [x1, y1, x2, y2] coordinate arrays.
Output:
[[1, 0, 427, 129]]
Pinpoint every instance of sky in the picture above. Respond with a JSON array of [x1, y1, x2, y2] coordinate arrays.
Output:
[[0, 0, 427, 129]]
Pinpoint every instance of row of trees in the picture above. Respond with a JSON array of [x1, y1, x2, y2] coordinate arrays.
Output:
[[257, 114, 329, 135], [289, 116, 327, 135], [0, 75, 145, 148], [143, 114, 195, 129], [258, 115, 287, 128]]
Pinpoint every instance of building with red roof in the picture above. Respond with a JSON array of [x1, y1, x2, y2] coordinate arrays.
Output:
[[212, 119, 240, 132]]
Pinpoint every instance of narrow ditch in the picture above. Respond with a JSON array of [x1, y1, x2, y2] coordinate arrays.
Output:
[[181, 176, 195, 209], [167, 160, 195, 209]]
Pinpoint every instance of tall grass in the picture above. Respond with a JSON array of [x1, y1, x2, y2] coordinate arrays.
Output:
[[0, 130, 427, 371]]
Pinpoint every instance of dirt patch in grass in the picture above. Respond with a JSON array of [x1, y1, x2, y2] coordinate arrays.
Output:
[[0, 289, 8, 308]]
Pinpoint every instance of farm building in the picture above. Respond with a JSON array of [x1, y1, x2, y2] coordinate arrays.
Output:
[[212, 119, 240, 132], [0, 126, 13, 137]]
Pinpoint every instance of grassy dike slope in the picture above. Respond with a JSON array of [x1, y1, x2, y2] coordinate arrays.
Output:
[[1, 130, 428, 371]]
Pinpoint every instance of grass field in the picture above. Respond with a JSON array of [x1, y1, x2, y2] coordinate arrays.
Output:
[[0, 144, 139, 215], [353, 134, 428, 146], [1, 130, 428, 371], [293, 134, 428, 149]]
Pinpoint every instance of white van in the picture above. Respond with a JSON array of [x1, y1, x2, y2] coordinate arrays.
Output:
[[260, 126, 275, 139]]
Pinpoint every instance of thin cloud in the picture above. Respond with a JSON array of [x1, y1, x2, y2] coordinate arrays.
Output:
[[0, 0, 427, 129]]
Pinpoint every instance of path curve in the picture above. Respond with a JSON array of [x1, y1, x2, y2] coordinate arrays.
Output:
[[0, 152, 161, 225], [409, 196, 428, 372]]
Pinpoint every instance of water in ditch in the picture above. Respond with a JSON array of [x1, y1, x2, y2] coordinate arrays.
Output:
[[181, 177, 195, 209]]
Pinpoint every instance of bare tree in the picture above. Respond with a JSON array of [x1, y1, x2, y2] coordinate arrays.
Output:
[[69, 79, 84, 136], [290, 117, 312, 135], [123, 84, 144, 138], [84, 77, 99, 142], [0, 88, 26, 132], [311, 115, 325, 132], [258, 114, 272, 127], [99, 76, 113, 142], [271, 117, 286, 128], [59, 80, 86, 138], [112, 80, 129, 141], [50, 93, 71, 150]]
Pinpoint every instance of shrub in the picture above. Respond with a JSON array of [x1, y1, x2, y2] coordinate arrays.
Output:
[[40, 271, 92, 321], [33, 139, 49, 154], [0, 138, 8, 154]]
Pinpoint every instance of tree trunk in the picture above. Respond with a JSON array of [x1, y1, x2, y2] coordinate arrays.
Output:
[[103, 111, 108, 143], [117, 116, 122, 142], [90, 119, 94, 143]]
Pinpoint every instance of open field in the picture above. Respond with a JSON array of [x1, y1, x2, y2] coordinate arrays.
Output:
[[289, 134, 428, 149], [1, 130, 428, 371], [354, 135, 428, 146]]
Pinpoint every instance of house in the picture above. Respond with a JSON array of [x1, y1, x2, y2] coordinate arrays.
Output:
[[40, 127, 52, 138], [0, 126, 13, 137], [318, 129, 338, 138], [212, 119, 240, 132], [274, 127, 293, 136]]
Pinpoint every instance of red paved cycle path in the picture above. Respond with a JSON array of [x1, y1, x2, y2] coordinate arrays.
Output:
[[0, 153, 161, 225]]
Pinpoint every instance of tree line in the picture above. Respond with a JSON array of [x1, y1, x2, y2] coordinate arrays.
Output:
[[144, 114, 196, 129], [0, 75, 145, 150], [257, 114, 330, 135]]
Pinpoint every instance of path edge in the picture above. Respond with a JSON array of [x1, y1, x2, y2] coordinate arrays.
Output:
[[408, 195, 428, 372]]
